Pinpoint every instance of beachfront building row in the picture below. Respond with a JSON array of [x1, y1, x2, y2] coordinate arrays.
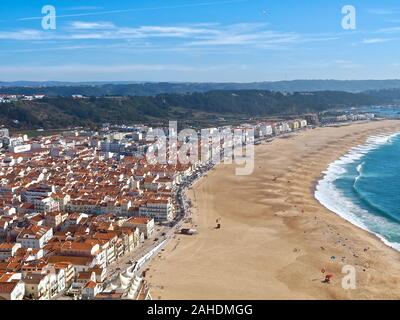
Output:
[[320, 113, 375, 124], [254, 118, 308, 139]]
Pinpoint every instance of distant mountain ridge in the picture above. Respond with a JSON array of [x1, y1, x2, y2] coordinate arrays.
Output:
[[2, 80, 400, 96]]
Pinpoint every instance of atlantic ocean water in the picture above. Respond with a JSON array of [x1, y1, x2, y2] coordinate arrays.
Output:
[[315, 131, 400, 250]]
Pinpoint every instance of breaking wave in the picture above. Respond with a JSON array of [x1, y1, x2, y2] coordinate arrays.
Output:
[[315, 132, 400, 251]]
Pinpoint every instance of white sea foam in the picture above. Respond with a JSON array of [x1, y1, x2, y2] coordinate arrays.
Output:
[[354, 162, 364, 185], [315, 132, 400, 251]]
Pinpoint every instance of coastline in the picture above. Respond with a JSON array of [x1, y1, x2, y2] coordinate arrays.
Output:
[[314, 131, 400, 252], [146, 120, 400, 300]]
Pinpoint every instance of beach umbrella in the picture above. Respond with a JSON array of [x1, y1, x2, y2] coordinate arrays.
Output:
[[325, 274, 333, 283]]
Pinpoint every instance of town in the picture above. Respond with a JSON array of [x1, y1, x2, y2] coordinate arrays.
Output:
[[0, 94, 46, 104], [0, 111, 376, 300]]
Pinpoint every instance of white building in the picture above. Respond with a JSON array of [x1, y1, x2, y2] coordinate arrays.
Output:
[[23, 184, 55, 203], [9, 144, 31, 153], [0, 243, 21, 261], [0, 281, 25, 300], [139, 198, 173, 221], [23, 273, 50, 300], [16, 226, 53, 249], [123, 217, 154, 239], [33, 197, 60, 213], [259, 124, 273, 137], [0, 128, 9, 138]]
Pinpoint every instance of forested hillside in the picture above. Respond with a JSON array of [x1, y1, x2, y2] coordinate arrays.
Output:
[[0, 90, 390, 129]]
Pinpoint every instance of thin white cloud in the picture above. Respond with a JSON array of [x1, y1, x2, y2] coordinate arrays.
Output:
[[133, 25, 219, 36], [186, 25, 339, 47], [0, 29, 44, 40], [0, 44, 105, 53], [0, 22, 345, 54], [362, 37, 394, 44], [377, 27, 400, 34], [70, 21, 116, 30], [0, 24, 218, 41], [188, 31, 298, 46], [367, 8, 399, 15]]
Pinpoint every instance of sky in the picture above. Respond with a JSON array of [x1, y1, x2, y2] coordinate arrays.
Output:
[[0, 0, 400, 82]]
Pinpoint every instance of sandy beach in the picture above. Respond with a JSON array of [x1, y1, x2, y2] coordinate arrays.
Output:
[[146, 120, 400, 300]]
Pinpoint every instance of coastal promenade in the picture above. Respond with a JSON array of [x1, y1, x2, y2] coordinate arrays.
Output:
[[146, 120, 400, 300]]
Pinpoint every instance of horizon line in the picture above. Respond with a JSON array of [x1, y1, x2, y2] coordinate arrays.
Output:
[[2, 79, 400, 84]]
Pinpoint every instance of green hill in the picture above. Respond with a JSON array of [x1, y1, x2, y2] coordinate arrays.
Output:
[[0, 90, 390, 129]]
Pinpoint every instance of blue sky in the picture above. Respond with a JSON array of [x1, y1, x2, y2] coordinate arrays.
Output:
[[0, 0, 400, 82]]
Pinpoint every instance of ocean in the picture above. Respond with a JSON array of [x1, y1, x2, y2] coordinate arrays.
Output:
[[315, 131, 400, 251]]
